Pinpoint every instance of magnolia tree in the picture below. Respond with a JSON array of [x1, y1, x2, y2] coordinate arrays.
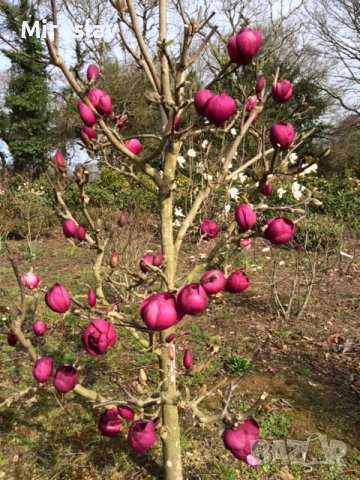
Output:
[[2, 1, 327, 479]]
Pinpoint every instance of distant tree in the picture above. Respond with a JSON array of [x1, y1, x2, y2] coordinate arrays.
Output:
[[0, 0, 52, 175]]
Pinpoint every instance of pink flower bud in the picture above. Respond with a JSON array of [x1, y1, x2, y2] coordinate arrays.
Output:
[[80, 130, 91, 146], [140, 292, 184, 331], [176, 283, 207, 315], [117, 405, 135, 421], [7, 334, 17, 347], [183, 350, 192, 369], [264, 217, 295, 244], [194, 89, 213, 115], [86, 64, 99, 81], [98, 408, 122, 437], [33, 320, 46, 335], [81, 319, 117, 356], [109, 252, 118, 269], [21, 271, 40, 289], [255, 75, 266, 94], [200, 270, 226, 295], [260, 183, 273, 196], [77, 101, 96, 127], [223, 418, 260, 465], [32, 356, 53, 383], [76, 224, 86, 241], [235, 204, 257, 232], [98, 94, 112, 115], [225, 271, 249, 293], [272, 79, 293, 103], [245, 95, 257, 112], [165, 333, 176, 343], [203, 93, 236, 126], [54, 365, 77, 393], [88, 88, 106, 108], [227, 28, 262, 65], [45, 283, 71, 313], [173, 116, 180, 131], [88, 287, 96, 308], [269, 122, 295, 150], [128, 419, 157, 453], [140, 254, 163, 273], [54, 150, 66, 171], [199, 219, 219, 239], [238, 238, 252, 251], [62, 219, 77, 238], [124, 139, 143, 155], [82, 125, 97, 140]]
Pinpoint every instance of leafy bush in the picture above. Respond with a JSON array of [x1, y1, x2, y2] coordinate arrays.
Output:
[[294, 212, 343, 251]]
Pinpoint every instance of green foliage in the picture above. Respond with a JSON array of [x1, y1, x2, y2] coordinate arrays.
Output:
[[295, 213, 343, 251], [0, 0, 52, 175], [260, 413, 291, 438], [224, 355, 251, 374]]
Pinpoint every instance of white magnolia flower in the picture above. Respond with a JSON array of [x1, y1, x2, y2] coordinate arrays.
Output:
[[203, 173, 213, 181], [230, 128, 237, 136], [238, 173, 248, 185], [173, 219, 181, 228], [289, 153, 298, 164], [232, 150, 238, 158], [229, 187, 239, 200], [259, 203, 268, 208], [202, 140, 209, 149], [224, 204, 231, 215], [299, 163, 318, 176], [177, 155, 186, 168], [277, 187, 287, 199], [196, 162, 205, 174], [227, 163, 233, 171], [160, 170, 164, 178], [187, 148, 197, 158], [279, 260, 285, 266], [174, 207, 185, 218], [291, 181, 306, 201]]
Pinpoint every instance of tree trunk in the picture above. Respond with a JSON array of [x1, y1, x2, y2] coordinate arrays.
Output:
[[159, 143, 183, 480]]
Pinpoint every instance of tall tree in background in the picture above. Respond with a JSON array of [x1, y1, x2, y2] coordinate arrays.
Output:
[[0, 0, 52, 175]]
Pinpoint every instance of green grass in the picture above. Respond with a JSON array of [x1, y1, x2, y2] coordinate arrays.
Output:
[[260, 413, 291, 438], [224, 355, 251, 374]]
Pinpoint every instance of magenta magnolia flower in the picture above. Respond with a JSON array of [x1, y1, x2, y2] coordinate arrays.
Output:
[[7, 334, 17, 347], [109, 252, 118, 269], [54, 365, 77, 393], [45, 284, 71, 313], [255, 75, 266, 94], [88, 287, 96, 308], [87, 88, 106, 108], [272, 79, 293, 103], [82, 125, 97, 140], [117, 405, 135, 421], [76, 224, 86, 241], [226, 271, 249, 293], [227, 28, 262, 65], [32, 357, 53, 383], [128, 419, 157, 453], [140, 292, 183, 331], [245, 95, 257, 112], [81, 319, 117, 356], [183, 350, 192, 369], [176, 283, 207, 315], [194, 89, 213, 115], [86, 64, 99, 81], [200, 270, 226, 295], [77, 101, 96, 127], [21, 271, 40, 290], [54, 150, 66, 171], [62, 219, 77, 238], [98, 408, 122, 437], [124, 139, 143, 155], [203, 93, 236, 126], [140, 254, 163, 273], [235, 204, 257, 232], [264, 217, 295, 244], [223, 418, 260, 465], [97, 93, 112, 115], [238, 238, 252, 251], [269, 123, 295, 150], [199, 219, 219, 239], [260, 183, 273, 196], [33, 320, 46, 335]]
